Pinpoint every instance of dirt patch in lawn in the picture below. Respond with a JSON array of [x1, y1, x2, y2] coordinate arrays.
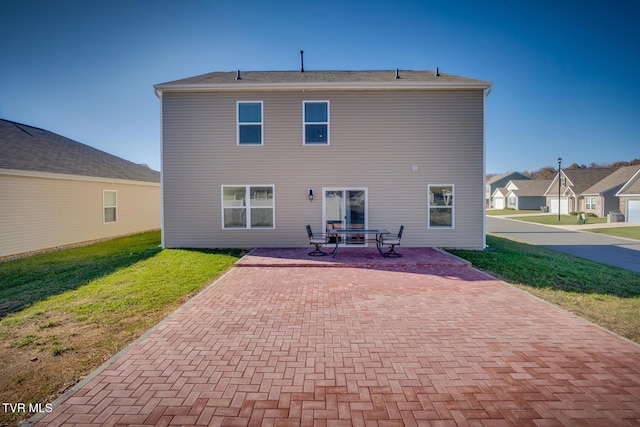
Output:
[[0, 309, 155, 427]]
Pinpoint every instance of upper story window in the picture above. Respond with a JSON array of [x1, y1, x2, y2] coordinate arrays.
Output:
[[428, 185, 454, 229], [237, 101, 263, 145], [303, 101, 329, 145], [103, 190, 117, 223]]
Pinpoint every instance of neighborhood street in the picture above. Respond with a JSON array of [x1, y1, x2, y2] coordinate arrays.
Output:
[[486, 216, 640, 273]]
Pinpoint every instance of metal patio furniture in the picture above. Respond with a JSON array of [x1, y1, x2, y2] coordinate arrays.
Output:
[[306, 225, 331, 256], [380, 225, 404, 258], [327, 228, 390, 258]]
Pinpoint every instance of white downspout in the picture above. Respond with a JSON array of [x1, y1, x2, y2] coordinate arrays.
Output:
[[155, 88, 165, 248], [482, 84, 492, 249]]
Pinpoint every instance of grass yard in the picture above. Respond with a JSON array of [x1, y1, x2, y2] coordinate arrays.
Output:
[[512, 214, 608, 225], [587, 226, 640, 240], [0, 231, 241, 427], [485, 209, 541, 216], [449, 235, 640, 344]]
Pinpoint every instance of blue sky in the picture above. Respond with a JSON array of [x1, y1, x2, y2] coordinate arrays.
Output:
[[1, 0, 638, 174]]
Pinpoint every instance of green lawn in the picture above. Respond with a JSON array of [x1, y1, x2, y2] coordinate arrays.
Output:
[[512, 214, 608, 225], [448, 235, 640, 344], [0, 231, 241, 426], [587, 226, 640, 240], [486, 209, 540, 216]]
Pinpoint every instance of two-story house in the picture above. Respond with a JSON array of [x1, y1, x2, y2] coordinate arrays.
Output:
[[154, 69, 492, 250]]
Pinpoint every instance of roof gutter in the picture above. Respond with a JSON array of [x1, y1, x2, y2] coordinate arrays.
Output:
[[153, 80, 493, 94]]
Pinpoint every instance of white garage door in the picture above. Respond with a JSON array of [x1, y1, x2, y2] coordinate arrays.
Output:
[[494, 197, 504, 209], [550, 198, 569, 214], [628, 200, 640, 223]]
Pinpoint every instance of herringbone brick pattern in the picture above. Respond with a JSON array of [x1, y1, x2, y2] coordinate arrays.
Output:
[[35, 250, 640, 426]]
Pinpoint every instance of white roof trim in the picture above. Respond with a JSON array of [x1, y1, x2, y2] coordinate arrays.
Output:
[[616, 168, 640, 196], [154, 81, 492, 93], [0, 168, 161, 187]]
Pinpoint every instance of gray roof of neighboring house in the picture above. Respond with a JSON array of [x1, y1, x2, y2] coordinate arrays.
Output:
[[509, 179, 552, 197], [582, 164, 640, 195], [0, 119, 160, 183], [155, 70, 492, 90], [617, 168, 640, 196], [550, 168, 616, 195], [486, 172, 530, 186], [491, 187, 509, 197]]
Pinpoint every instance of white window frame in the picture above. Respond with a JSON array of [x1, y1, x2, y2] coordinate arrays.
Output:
[[427, 184, 455, 229], [221, 185, 275, 229], [303, 100, 330, 145], [585, 196, 596, 210], [237, 101, 263, 146], [103, 190, 117, 224]]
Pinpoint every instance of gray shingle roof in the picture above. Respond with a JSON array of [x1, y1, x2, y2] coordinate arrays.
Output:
[[582, 165, 640, 195], [617, 168, 640, 196], [155, 70, 491, 89], [0, 119, 160, 183], [509, 179, 552, 197], [559, 168, 615, 195], [486, 172, 530, 186]]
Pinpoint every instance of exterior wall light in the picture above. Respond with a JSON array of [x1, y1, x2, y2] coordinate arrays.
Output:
[[308, 188, 314, 201]]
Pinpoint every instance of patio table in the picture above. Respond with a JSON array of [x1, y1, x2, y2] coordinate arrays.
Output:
[[327, 228, 389, 258]]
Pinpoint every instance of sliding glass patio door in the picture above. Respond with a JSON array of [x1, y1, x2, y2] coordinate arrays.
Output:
[[323, 188, 367, 245]]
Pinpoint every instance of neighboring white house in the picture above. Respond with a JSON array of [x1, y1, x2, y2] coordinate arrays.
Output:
[[154, 69, 492, 249], [0, 118, 161, 259], [486, 172, 530, 207], [504, 179, 552, 210], [490, 187, 509, 210]]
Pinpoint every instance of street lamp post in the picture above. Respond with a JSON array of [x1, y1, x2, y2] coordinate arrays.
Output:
[[557, 157, 562, 222]]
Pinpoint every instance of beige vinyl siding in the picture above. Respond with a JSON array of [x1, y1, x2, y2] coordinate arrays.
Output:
[[162, 89, 485, 249], [0, 172, 160, 258]]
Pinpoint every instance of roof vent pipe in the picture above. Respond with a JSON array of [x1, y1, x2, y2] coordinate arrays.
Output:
[[300, 50, 304, 73], [235, 70, 241, 80], [395, 69, 400, 79], [435, 67, 440, 77]]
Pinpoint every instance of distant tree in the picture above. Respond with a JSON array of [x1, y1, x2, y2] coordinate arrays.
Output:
[[529, 165, 557, 180], [494, 158, 639, 182]]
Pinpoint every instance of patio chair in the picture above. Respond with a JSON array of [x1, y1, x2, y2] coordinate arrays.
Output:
[[306, 225, 330, 256], [380, 225, 404, 258]]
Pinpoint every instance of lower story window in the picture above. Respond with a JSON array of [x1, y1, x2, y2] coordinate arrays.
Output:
[[428, 184, 454, 228], [585, 197, 596, 210], [103, 190, 117, 223], [222, 185, 274, 229]]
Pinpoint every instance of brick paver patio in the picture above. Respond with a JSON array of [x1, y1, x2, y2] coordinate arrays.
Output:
[[33, 248, 640, 426]]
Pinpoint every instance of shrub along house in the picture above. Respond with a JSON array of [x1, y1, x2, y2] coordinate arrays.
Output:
[[154, 66, 492, 250], [0, 118, 160, 259]]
